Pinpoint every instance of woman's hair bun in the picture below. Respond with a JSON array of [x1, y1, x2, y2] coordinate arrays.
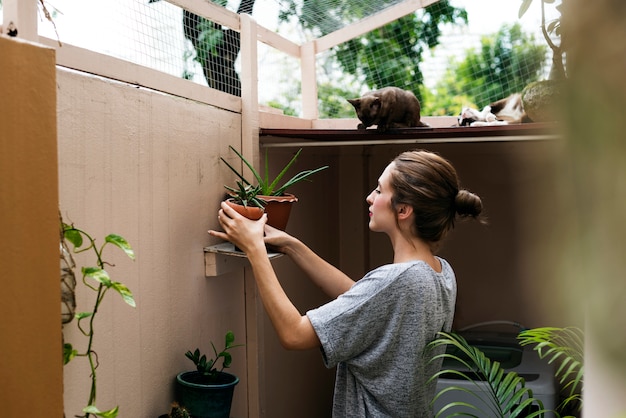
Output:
[[455, 189, 483, 218]]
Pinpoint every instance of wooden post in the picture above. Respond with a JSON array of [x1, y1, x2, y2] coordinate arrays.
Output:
[[0, 36, 62, 417], [301, 41, 319, 120], [239, 13, 265, 418]]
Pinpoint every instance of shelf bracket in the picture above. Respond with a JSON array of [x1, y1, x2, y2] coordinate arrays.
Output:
[[204, 242, 284, 277]]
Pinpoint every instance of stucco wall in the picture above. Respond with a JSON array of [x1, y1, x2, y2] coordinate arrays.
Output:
[[56, 67, 249, 417]]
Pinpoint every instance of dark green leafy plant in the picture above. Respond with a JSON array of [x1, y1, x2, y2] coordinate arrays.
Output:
[[185, 331, 243, 383], [220, 145, 328, 197], [428, 332, 550, 418], [518, 327, 583, 414], [61, 221, 136, 418]]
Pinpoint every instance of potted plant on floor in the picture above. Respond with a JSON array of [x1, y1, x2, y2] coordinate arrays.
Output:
[[220, 145, 328, 230], [175, 331, 243, 418]]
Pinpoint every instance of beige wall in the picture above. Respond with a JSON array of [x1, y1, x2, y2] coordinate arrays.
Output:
[[0, 37, 63, 417], [56, 68, 249, 417]]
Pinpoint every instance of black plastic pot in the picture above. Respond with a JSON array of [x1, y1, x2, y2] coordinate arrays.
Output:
[[175, 371, 239, 418]]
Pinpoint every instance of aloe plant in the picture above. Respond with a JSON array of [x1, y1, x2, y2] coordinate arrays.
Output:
[[220, 145, 328, 197], [428, 332, 550, 418], [518, 327, 583, 414], [224, 180, 266, 208]]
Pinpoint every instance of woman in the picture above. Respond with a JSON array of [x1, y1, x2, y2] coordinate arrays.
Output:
[[209, 149, 484, 417]]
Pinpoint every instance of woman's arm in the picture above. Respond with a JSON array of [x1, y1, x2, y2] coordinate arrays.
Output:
[[265, 227, 355, 299], [246, 244, 321, 350], [209, 202, 320, 350]]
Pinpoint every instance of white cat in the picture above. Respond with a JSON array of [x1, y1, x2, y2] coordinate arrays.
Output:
[[459, 93, 528, 126]]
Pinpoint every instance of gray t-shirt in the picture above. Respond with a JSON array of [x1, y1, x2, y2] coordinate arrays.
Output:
[[307, 258, 456, 418]]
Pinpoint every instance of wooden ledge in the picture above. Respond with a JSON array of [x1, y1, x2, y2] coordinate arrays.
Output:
[[204, 242, 283, 277], [260, 123, 561, 147]]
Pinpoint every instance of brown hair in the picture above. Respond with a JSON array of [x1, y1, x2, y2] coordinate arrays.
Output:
[[389, 150, 484, 245]]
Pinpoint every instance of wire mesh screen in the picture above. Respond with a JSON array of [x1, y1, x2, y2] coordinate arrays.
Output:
[[32, 0, 560, 117]]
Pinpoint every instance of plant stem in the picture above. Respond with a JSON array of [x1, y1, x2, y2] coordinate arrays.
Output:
[[80, 230, 105, 418], [84, 284, 104, 416]]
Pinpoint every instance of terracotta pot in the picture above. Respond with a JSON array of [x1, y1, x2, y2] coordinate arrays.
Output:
[[258, 193, 298, 230], [225, 199, 264, 221]]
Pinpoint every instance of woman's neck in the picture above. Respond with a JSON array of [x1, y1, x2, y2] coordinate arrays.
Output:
[[391, 233, 441, 272]]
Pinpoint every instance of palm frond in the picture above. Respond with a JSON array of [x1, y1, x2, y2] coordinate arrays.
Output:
[[518, 327, 584, 412], [428, 332, 550, 418]]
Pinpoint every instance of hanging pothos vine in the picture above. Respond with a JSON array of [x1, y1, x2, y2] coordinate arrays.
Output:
[[61, 217, 136, 418]]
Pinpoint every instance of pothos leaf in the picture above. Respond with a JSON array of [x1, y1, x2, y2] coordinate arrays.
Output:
[[83, 405, 119, 418], [63, 343, 78, 365], [83, 267, 112, 286], [75, 312, 93, 320], [63, 227, 83, 248], [105, 234, 135, 260], [110, 282, 136, 307]]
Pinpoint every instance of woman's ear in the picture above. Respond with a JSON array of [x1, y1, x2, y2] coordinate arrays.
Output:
[[396, 204, 413, 220]]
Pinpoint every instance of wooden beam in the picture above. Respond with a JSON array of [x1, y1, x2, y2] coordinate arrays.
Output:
[[165, 0, 240, 29], [256, 24, 301, 58], [39, 37, 241, 113], [315, 0, 439, 53]]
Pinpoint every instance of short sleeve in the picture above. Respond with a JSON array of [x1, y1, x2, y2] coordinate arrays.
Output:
[[306, 265, 402, 369]]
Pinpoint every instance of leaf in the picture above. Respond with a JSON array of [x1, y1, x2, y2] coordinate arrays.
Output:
[[105, 234, 135, 260], [110, 282, 136, 307], [225, 330, 235, 347], [222, 352, 232, 368], [63, 227, 83, 248], [83, 405, 119, 418], [428, 332, 550, 417], [83, 267, 112, 287], [75, 312, 93, 320], [518, 0, 534, 18], [63, 343, 78, 365], [547, 20, 559, 34]]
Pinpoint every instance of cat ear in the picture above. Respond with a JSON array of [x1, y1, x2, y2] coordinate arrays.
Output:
[[347, 98, 361, 109]]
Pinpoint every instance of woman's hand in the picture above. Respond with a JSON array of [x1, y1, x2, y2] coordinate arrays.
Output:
[[263, 224, 296, 253], [209, 201, 267, 254]]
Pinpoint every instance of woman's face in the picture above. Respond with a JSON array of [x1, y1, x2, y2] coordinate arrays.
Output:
[[366, 163, 396, 233]]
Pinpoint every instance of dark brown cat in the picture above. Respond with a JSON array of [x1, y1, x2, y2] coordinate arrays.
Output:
[[347, 87, 429, 132]]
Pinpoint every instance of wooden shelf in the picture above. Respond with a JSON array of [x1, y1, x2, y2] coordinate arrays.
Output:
[[204, 242, 284, 277], [260, 123, 561, 148]]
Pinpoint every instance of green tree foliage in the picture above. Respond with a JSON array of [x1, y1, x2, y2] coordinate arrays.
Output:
[[423, 23, 547, 116], [277, 0, 467, 103]]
